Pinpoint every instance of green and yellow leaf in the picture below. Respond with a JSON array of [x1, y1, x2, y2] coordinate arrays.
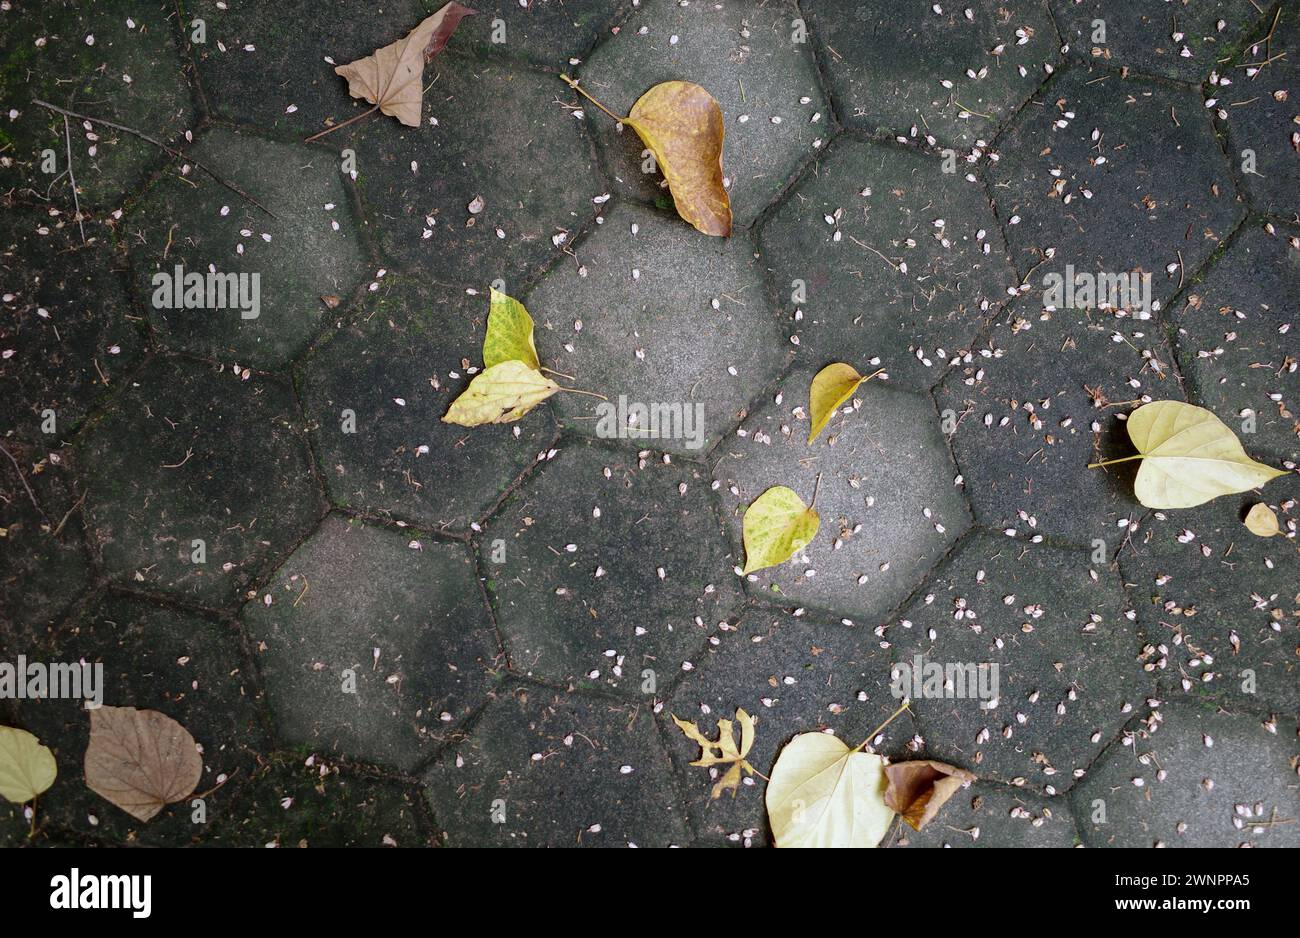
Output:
[[741, 485, 820, 574], [0, 726, 57, 804], [442, 360, 560, 426], [482, 288, 540, 371], [807, 363, 880, 444]]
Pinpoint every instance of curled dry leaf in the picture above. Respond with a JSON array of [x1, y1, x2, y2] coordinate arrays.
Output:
[[883, 759, 976, 831], [807, 363, 882, 444], [765, 732, 893, 848], [442, 359, 559, 426], [482, 288, 540, 371], [671, 709, 756, 799], [1090, 401, 1285, 509], [332, 2, 475, 128], [1244, 502, 1280, 537], [0, 726, 57, 804], [741, 484, 820, 574], [84, 706, 202, 822]]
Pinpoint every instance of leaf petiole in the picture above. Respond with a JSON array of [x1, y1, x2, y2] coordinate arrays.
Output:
[[557, 386, 608, 401], [559, 74, 627, 124], [856, 701, 911, 751], [1086, 454, 1146, 469]]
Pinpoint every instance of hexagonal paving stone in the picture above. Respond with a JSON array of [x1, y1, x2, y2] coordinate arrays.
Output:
[[1218, 10, 1300, 217], [0, 441, 90, 630], [1118, 477, 1300, 715], [1052, 0, 1263, 84], [298, 277, 555, 531], [1072, 700, 1300, 848], [423, 683, 691, 846], [526, 201, 787, 455], [126, 127, 365, 369], [445, 0, 624, 67], [1173, 223, 1299, 463], [895, 781, 1077, 847], [936, 300, 1177, 548], [759, 138, 1014, 391], [0, 0, 195, 211], [13, 593, 267, 845], [77, 357, 324, 607], [665, 608, 915, 846], [1, 204, 145, 444], [576, 0, 829, 228], [242, 514, 496, 772], [482, 440, 742, 696], [802, 0, 1059, 148], [890, 531, 1148, 789], [713, 365, 969, 623], [987, 67, 1244, 293], [207, 757, 430, 848], [350, 54, 604, 287]]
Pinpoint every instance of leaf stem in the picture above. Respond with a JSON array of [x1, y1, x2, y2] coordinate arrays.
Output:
[[559, 74, 626, 123], [1086, 454, 1145, 469], [856, 701, 911, 751], [558, 386, 608, 401], [304, 104, 379, 143], [540, 366, 575, 380], [810, 472, 822, 510]]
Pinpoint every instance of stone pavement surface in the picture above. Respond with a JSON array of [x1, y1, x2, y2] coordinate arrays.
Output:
[[1, 0, 1296, 848]]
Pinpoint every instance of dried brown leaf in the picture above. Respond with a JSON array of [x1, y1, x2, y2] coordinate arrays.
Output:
[[883, 759, 976, 831], [84, 706, 202, 822]]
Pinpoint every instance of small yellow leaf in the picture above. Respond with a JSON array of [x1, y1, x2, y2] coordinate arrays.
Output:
[[741, 485, 820, 574], [671, 709, 755, 799], [807, 363, 880, 444], [1092, 401, 1286, 509], [1244, 503, 1280, 538], [0, 726, 57, 804], [765, 731, 894, 848], [482, 288, 540, 372], [442, 360, 560, 426], [625, 81, 732, 237]]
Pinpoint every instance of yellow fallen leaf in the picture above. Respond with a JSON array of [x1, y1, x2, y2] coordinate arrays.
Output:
[[1089, 401, 1286, 509], [765, 732, 893, 848], [1244, 502, 1280, 537], [672, 709, 755, 799], [84, 706, 202, 822], [807, 363, 883, 444], [482, 288, 540, 371], [328, 3, 474, 131], [741, 484, 820, 574], [0, 726, 57, 804], [562, 75, 731, 236], [883, 759, 976, 831], [443, 359, 560, 426]]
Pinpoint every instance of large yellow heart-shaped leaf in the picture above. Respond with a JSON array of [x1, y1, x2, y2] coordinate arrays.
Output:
[[765, 732, 894, 848], [807, 363, 880, 444], [625, 81, 732, 237], [443, 359, 560, 426], [741, 485, 820, 574], [1099, 401, 1287, 509], [482, 288, 540, 371], [0, 726, 57, 804]]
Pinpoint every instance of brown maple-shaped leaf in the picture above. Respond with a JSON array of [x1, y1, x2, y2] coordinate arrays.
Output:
[[322, 2, 475, 136], [883, 759, 976, 831], [84, 706, 203, 822]]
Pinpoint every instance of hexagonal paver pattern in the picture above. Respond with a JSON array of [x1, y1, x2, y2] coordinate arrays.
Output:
[[714, 365, 969, 622], [77, 357, 324, 607], [665, 608, 915, 846], [126, 127, 365, 369], [445, 1, 624, 67], [1119, 477, 1300, 715], [1053, 0, 1264, 83], [1072, 701, 1300, 848], [351, 54, 604, 286], [576, 0, 829, 228], [15, 593, 267, 845], [527, 201, 787, 454], [896, 781, 1077, 847], [987, 67, 1244, 292], [937, 300, 1176, 547], [803, 0, 1059, 148], [890, 531, 1146, 789], [299, 277, 555, 531], [1174, 223, 1299, 463], [482, 440, 742, 696], [242, 514, 498, 772], [1218, 10, 1300, 217], [0, 0, 195, 211], [759, 138, 1014, 391], [423, 683, 691, 846], [1, 204, 144, 443]]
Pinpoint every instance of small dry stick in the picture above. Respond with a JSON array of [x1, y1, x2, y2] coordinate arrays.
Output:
[[61, 114, 86, 244], [0, 442, 45, 521], [32, 99, 277, 219]]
